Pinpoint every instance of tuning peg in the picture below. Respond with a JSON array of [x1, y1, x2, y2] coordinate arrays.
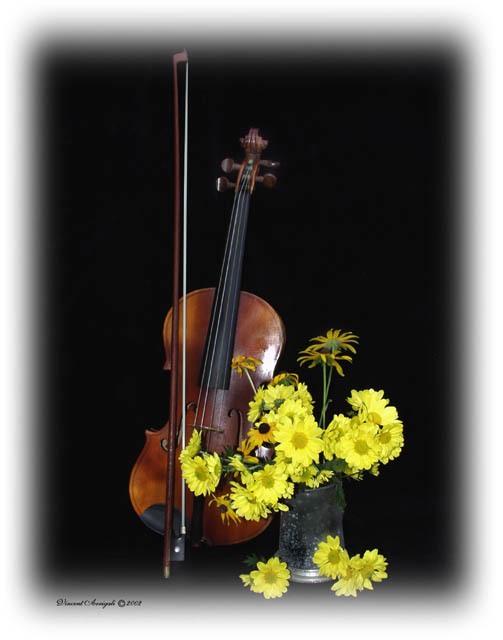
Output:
[[221, 158, 241, 173], [256, 173, 277, 188], [259, 160, 280, 168], [216, 176, 235, 192]]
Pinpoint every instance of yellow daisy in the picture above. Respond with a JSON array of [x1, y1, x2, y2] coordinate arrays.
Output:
[[334, 426, 381, 471], [290, 464, 319, 485], [295, 382, 315, 410], [227, 455, 253, 484], [178, 428, 202, 464], [240, 572, 253, 587], [307, 469, 335, 488], [352, 549, 388, 590], [330, 563, 364, 597], [181, 453, 221, 496], [272, 450, 300, 478], [263, 383, 297, 410], [229, 481, 270, 521], [247, 386, 267, 423], [231, 355, 263, 377], [269, 501, 290, 513], [346, 389, 399, 426], [271, 397, 311, 426], [377, 421, 404, 463], [323, 414, 352, 460], [249, 557, 290, 599], [274, 414, 324, 467], [249, 463, 293, 506], [312, 535, 349, 579], [370, 463, 380, 476], [209, 493, 241, 526]]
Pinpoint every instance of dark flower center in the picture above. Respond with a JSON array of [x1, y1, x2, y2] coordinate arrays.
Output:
[[259, 423, 271, 434], [218, 504, 228, 514]]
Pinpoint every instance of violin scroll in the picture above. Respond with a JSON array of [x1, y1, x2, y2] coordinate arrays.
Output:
[[217, 128, 279, 194]]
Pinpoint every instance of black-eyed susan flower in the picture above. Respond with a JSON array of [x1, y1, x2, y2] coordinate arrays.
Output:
[[236, 438, 259, 463], [310, 329, 359, 354], [231, 355, 263, 377], [297, 344, 353, 375], [247, 416, 277, 449], [245, 557, 290, 599], [312, 535, 350, 579], [298, 329, 358, 374], [209, 493, 241, 526], [268, 372, 299, 387]]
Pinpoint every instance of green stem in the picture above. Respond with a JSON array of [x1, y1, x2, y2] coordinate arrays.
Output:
[[244, 368, 257, 395], [320, 362, 328, 428], [326, 364, 334, 406]]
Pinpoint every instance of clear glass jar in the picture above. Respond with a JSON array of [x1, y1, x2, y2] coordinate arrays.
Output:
[[277, 482, 345, 583]]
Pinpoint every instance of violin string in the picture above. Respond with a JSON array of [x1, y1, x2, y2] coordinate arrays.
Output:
[[210, 164, 252, 440], [208, 166, 251, 443], [193, 176, 243, 430], [194, 173, 239, 429], [197, 166, 249, 435], [196, 164, 251, 441]]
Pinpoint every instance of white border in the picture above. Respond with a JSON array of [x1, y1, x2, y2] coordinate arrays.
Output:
[[1, 2, 501, 637]]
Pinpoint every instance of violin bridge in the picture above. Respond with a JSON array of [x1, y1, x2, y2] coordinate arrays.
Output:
[[189, 424, 224, 433]]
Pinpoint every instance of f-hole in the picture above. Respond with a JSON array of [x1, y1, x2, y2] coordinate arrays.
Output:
[[228, 407, 244, 447], [161, 401, 197, 452], [178, 401, 197, 446]]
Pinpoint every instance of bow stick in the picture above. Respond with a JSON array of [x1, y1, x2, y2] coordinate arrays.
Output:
[[163, 48, 189, 579]]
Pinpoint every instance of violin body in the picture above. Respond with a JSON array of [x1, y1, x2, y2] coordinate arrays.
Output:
[[130, 125, 283, 555], [129, 287, 285, 545]]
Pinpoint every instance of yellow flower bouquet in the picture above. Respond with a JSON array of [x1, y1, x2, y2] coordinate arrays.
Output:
[[179, 329, 404, 597]]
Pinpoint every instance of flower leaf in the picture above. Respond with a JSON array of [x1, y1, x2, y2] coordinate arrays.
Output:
[[243, 553, 267, 568]]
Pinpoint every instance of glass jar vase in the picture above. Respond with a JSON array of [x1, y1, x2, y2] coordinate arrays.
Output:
[[277, 481, 345, 583]]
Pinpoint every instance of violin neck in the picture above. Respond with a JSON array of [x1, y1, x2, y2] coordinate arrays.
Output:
[[200, 165, 254, 390]]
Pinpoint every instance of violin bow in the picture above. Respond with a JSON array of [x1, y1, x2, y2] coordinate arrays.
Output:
[[163, 48, 189, 579]]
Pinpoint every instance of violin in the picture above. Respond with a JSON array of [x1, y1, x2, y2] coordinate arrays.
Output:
[[128, 53, 284, 569]]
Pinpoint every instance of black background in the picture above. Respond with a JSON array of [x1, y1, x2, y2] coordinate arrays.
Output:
[[38, 42, 460, 593]]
